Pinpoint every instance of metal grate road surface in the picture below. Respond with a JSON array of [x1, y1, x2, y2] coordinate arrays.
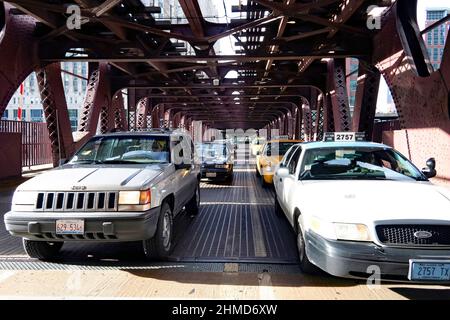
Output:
[[171, 165, 298, 263], [0, 164, 298, 265]]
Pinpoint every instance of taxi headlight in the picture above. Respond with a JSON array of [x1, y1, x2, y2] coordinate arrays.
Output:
[[118, 190, 151, 205], [334, 223, 371, 242], [263, 162, 273, 171], [309, 217, 336, 240]]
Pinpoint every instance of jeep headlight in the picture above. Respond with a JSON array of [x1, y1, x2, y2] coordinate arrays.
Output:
[[118, 190, 151, 211], [334, 223, 371, 242], [12, 191, 37, 205]]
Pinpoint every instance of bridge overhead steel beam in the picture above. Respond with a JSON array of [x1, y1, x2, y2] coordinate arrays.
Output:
[[372, 1, 450, 184], [0, 4, 40, 117], [36, 63, 75, 166], [314, 93, 326, 141], [136, 97, 150, 130], [326, 58, 352, 132], [77, 63, 111, 142], [351, 62, 381, 139], [111, 91, 128, 131]]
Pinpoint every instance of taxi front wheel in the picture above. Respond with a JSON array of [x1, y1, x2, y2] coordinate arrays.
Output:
[[297, 228, 319, 274]]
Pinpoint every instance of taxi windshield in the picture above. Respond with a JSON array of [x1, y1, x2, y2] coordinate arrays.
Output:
[[69, 136, 170, 165], [299, 147, 426, 181], [265, 142, 297, 156]]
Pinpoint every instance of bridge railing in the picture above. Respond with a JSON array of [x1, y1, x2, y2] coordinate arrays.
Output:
[[0, 120, 52, 168]]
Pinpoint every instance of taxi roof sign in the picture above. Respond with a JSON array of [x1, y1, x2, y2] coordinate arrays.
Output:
[[323, 132, 366, 142]]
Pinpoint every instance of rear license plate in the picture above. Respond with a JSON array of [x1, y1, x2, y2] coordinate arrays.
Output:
[[56, 220, 84, 235], [408, 260, 450, 281], [206, 172, 217, 178]]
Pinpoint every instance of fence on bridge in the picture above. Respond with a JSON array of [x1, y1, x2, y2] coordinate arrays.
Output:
[[0, 120, 52, 168]]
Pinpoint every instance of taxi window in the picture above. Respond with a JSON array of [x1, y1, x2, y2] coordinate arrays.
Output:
[[281, 145, 298, 167], [287, 147, 302, 174]]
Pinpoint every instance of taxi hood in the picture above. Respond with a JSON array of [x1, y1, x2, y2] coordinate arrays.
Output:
[[16, 165, 167, 192], [299, 180, 450, 223]]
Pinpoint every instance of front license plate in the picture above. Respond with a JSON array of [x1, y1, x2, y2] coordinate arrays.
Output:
[[408, 260, 450, 281], [56, 220, 84, 235], [206, 172, 217, 178]]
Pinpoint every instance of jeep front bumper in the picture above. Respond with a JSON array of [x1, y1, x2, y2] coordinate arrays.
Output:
[[4, 207, 160, 242]]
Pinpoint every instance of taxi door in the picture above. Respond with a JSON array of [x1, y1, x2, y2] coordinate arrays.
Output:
[[274, 145, 298, 210], [280, 147, 302, 224]]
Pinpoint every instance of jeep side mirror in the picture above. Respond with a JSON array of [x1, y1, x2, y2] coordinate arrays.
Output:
[[422, 157, 437, 179], [58, 158, 68, 166]]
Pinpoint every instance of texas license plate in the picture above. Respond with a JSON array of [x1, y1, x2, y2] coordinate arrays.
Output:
[[56, 220, 84, 235], [206, 172, 217, 178], [408, 260, 450, 281]]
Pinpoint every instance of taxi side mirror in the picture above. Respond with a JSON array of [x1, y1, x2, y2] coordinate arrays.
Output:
[[422, 158, 437, 178], [277, 167, 289, 178]]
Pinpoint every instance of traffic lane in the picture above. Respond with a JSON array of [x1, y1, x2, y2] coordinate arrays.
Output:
[[0, 188, 23, 256], [0, 269, 449, 299]]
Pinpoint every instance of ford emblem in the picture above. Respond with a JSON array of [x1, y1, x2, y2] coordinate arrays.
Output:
[[414, 231, 433, 239]]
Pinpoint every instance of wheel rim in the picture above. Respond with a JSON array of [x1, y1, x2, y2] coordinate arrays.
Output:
[[297, 232, 305, 262], [196, 186, 200, 207], [162, 211, 171, 249]]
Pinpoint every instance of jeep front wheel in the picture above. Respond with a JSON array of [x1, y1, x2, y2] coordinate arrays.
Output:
[[143, 202, 174, 260], [23, 239, 63, 260]]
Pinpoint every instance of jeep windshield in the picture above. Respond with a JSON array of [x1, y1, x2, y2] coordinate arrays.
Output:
[[69, 136, 170, 165], [299, 147, 426, 181]]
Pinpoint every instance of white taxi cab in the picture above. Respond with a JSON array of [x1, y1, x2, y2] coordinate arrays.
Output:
[[273, 132, 450, 282]]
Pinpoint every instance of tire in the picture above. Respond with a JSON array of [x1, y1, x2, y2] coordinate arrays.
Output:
[[226, 173, 234, 183], [23, 239, 63, 260], [297, 226, 318, 274], [186, 182, 200, 216], [274, 194, 283, 217], [255, 168, 261, 177], [143, 202, 174, 260]]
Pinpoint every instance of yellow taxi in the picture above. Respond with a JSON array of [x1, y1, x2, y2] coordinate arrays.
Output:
[[256, 139, 302, 187]]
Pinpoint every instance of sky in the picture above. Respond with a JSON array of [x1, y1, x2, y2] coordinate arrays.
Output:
[[417, 0, 450, 29]]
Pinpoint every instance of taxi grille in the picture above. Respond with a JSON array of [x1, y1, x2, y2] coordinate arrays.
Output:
[[35, 192, 117, 211], [376, 225, 450, 246]]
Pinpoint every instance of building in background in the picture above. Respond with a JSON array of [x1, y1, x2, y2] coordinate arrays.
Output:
[[2, 64, 88, 131], [424, 8, 450, 70]]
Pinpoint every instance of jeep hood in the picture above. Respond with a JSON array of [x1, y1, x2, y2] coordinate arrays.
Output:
[[16, 165, 166, 191]]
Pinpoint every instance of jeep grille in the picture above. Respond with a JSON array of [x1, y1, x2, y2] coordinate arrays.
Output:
[[35, 192, 117, 211]]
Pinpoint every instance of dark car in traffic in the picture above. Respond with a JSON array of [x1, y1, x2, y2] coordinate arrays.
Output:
[[196, 142, 234, 182]]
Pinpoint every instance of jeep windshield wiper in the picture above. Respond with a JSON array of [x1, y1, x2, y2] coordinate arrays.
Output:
[[101, 159, 140, 164], [69, 160, 104, 164]]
